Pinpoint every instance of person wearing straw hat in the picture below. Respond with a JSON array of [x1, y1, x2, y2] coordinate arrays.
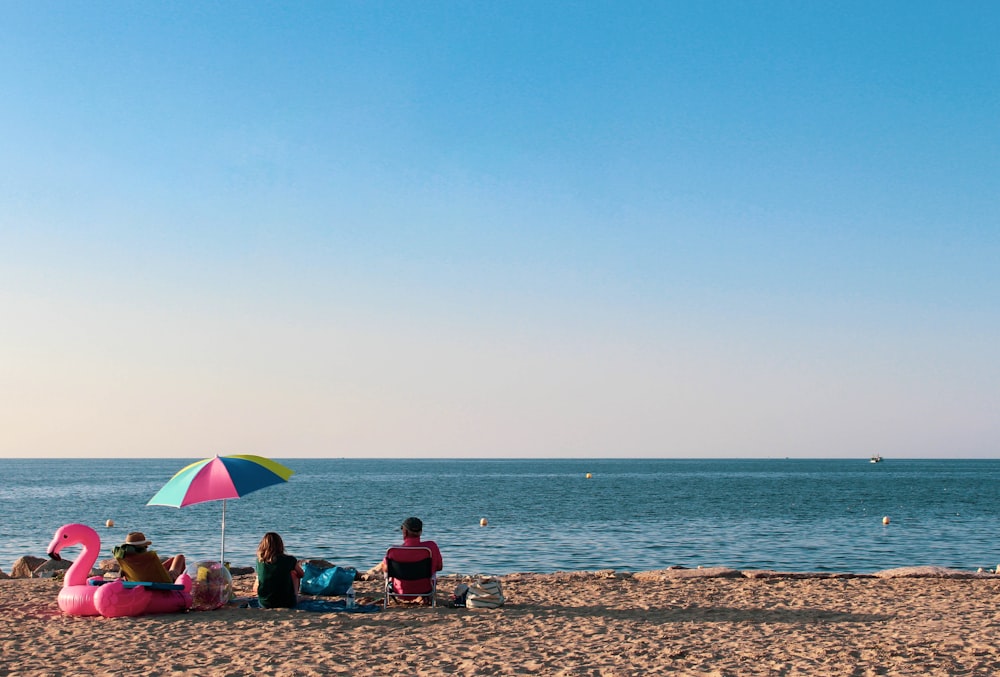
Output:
[[112, 531, 186, 582]]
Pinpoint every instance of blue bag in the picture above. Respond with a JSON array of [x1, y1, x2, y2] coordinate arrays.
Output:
[[299, 563, 357, 596]]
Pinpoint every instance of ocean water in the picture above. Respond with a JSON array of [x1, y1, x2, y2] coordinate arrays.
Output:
[[2, 458, 998, 576]]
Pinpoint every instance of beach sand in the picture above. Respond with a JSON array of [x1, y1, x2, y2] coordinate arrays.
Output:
[[2, 567, 999, 676]]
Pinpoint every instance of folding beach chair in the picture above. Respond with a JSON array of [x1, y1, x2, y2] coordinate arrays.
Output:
[[384, 546, 437, 607], [116, 551, 174, 584]]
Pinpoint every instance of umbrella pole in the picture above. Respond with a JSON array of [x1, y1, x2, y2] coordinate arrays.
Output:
[[221, 498, 226, 564]]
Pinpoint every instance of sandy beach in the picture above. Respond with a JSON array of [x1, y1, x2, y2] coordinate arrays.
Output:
[[2, 566, 999, 676]]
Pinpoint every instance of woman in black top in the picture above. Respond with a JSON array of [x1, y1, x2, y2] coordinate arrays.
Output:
[[254, 532, 303, 608]]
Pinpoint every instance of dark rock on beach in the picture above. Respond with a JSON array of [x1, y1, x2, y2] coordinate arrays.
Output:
[[31, 558, 73, 578], [11, 556, 46, 579]]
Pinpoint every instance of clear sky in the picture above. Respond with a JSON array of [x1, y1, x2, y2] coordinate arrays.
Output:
[[1, 1, 997, 459]]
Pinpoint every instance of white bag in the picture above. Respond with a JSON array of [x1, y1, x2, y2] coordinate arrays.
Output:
[[465, 577, 505, 609]]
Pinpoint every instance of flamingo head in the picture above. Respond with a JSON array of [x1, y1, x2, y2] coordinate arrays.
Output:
[[47, 523, 100, 561]]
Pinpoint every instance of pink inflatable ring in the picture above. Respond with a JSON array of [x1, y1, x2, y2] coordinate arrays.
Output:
[[47, 523, 192, 617]]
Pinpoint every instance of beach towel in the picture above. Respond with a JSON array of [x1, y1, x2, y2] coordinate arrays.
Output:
[[238, 597, 380, 613], [295, 598, 381, 613]]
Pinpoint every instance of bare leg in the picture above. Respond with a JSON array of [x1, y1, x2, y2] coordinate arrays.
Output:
[[164, 554, 186, 581]]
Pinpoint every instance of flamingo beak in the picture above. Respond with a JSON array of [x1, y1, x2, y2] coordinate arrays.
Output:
[[48, 551, 62, 561]]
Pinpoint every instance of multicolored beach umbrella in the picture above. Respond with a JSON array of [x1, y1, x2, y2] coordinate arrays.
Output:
[[148, 454, 295, 562]]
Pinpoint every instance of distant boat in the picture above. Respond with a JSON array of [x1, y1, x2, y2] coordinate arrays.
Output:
[[870, 454, 883, 463]]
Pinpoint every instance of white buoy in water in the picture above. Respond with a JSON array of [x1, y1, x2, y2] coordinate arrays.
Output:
[[585, 473, 592, 479], [480, 518, 488, 527], [105, 519, 115, 528], [882, 516, 890, 525]]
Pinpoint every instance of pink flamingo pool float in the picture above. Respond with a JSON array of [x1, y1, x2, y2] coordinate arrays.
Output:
[[47, 523, 193, 617]]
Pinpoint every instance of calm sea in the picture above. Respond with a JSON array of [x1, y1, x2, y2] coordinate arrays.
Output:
[[1, 458, 998, 576]]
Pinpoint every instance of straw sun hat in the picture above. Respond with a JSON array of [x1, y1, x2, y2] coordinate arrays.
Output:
[[124, 532, 152, 547]]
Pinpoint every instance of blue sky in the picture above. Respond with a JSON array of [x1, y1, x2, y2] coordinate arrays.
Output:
[[1, 2, 997, 458]]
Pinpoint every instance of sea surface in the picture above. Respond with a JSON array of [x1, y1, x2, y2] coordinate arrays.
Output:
[[2, 458, 998, 576]]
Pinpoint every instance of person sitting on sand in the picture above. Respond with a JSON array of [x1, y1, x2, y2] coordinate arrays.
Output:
[[254, 532, 304, 609], [376, 517, 443, 602], [112, 531, 186, 582]]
